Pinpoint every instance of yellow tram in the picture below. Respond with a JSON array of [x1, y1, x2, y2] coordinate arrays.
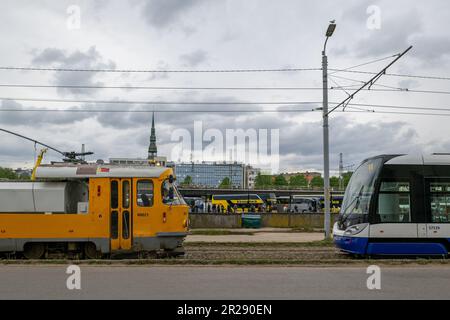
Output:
[[0, 163, 189, 259]]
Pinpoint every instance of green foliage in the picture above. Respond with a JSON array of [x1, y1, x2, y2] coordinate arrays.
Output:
[[182, 175, 192, 186], [310, 176, 324, 188], [219, 177, 231, 188], [254, 173, 273, 188], [342, 171, 353, 188], [330, 176, 340, 189], [273, 174, 288, 186], [289, 175, 308, 188], [0, 167, 18, 180]]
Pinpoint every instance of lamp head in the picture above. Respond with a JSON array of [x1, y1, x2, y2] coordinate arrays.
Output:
[[326, 21, 336, 37]]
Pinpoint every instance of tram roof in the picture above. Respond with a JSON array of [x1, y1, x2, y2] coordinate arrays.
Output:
[[35, 164, 170, 179], [385, 154, 450, 166]]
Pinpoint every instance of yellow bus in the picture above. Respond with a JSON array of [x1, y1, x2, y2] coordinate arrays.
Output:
[[211, 194, 264, 213], [0, 163, 189, 259]]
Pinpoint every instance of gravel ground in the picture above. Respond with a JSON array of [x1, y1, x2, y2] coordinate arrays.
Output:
[[2, 240, 449, 266], [184, 244, 340, 260]]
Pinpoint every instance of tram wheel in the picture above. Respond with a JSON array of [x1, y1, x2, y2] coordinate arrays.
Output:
[[84, 242, 99, 259], [165, 247, 185, 257], [23, 243, 45, 259]]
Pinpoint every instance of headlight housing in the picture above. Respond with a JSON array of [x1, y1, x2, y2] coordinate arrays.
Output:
[[344, 223, 368, 236]]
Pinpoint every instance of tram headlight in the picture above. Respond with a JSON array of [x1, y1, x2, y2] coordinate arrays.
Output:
[[344, 223, 367, 236]]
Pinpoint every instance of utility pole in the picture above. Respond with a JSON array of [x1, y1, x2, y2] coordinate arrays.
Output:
[[81, 144, 85, 161], [320, 20, 412, 239], [322, 21, 336, 239], [339, 153, 343, 191]]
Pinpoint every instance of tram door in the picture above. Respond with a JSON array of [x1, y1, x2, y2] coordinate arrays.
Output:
[[423, 179, 450, 239], [110, 179, 132, 251]]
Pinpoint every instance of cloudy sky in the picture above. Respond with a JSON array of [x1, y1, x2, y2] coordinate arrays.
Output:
[[1, 0, 450, 174]]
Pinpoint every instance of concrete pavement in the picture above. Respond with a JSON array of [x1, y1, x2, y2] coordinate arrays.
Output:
[[0, 265, 449, 299], [186, 228, 324, 243]]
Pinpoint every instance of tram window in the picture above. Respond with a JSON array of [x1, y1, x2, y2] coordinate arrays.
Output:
[[111, 181, 119, 209], [122, 211, 130, 239], [122, 180, 130, 209], [161, 179, 185, 205], [137, 180, 153, 207], [111, 211, 118, 239], [429, 182, 450, 223], [377, 181, 411, 223], [380, 182, 410, 192]]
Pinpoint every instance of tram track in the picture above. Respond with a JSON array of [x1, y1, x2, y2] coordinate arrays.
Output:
[[1, 242, 449, 266]]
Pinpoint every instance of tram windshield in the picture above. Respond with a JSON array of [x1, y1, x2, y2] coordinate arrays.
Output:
[[162, 179, 186, 205], [340, 158, 383, 220]]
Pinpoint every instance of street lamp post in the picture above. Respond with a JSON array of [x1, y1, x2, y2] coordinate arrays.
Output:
[[322, 21, 336, 239]]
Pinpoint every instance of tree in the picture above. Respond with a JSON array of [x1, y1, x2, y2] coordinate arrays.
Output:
[[330, 176, 340, 189], [273, 175, 288, 187], [289, 175, 308, 188], [254, 173, 272, 188], [181, 175, 192, 186], [342, 172, 353, 188], [0, 167, 18, 180], [219, 177, 231, 189], [310, 176, 324, 188]]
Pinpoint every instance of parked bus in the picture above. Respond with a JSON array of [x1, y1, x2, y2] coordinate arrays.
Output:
[[0, 163, 189, 259], [276, 195, 319, 213], [334, 154, 450, 256], [317, 195, 344, 213], [257, 193, 277, 211], [211, 194, 264, 213]]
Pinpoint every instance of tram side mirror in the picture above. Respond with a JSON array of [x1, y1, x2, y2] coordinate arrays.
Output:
[[169, 175, 174, 184]]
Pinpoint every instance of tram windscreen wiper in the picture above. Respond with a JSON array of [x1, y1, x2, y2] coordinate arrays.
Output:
[[340, 185, 364, 224]]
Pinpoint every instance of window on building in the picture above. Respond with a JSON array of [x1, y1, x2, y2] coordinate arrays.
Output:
[[376, 181, 411, 223]]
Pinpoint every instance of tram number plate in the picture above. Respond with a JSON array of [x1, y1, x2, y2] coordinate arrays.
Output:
[[137, 213, 148, 217]]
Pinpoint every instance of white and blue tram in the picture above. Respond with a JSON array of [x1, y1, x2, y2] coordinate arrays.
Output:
[[333, 154, 450, 256]]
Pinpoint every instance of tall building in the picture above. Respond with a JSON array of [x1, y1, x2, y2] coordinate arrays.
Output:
[[175, 161, 245, 188], [244, 165, 261, 189], [148, 111, 158, 162]]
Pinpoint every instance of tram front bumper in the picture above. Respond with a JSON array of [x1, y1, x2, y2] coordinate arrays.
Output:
[[134, 232, 188, 251], [333, 223, 368, 255]]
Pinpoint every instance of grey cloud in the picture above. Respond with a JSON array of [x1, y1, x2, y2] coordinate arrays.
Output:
[[278, 117, 421, 171], [398, 79, 420, 89], [409, 35, 450, 67], [147, 61, 170, 81], [31, 48, 66, 64], [0, 95, 428, 172], [334, 6, 423, 59], [0, 100, 93, 125], [31, 46, 116, 96], [108, 105, 423, 171], [180, 50, 208, 67], [335, 2, 450, 67], [141, 0, 201, 29], [0, 98, 437, 171]]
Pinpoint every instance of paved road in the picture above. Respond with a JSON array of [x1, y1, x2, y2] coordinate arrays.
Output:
[[0, 265, 449, 299]]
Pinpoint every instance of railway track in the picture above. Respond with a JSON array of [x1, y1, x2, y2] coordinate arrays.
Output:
[[1, 242, 449, 265]]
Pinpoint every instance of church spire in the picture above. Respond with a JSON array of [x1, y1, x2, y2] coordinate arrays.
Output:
[[148, 111, 157, 161]]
